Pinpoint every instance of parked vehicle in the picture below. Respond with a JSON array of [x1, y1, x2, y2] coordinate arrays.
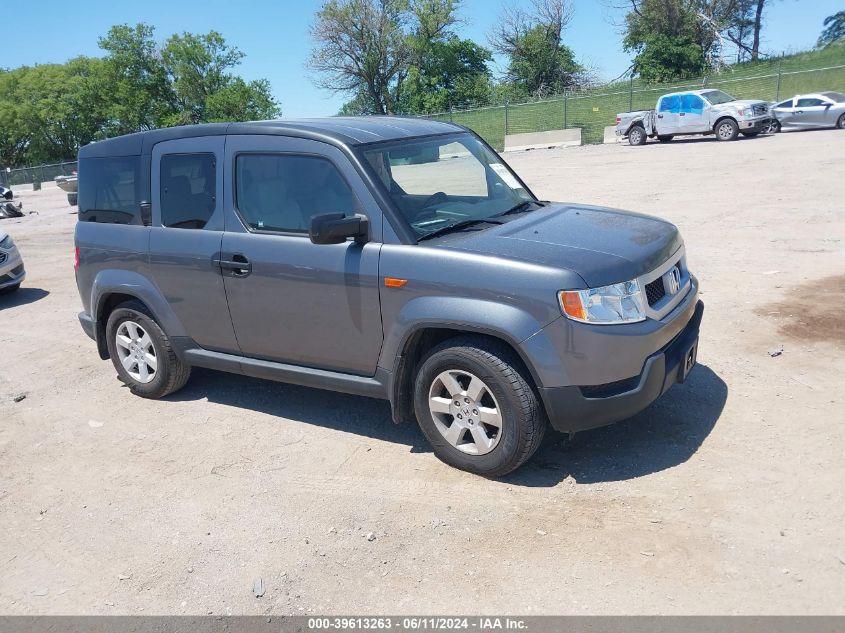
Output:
[[55, 173, 78, 206], [768, 92, 845, 133], [0, 230, 26, 293], [74, 118, 703, 476], [0, 200, 24, 219], [616, 89, 771, 145]]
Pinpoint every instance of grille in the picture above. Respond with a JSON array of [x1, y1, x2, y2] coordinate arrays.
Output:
[[0, 252, 6, 265], [752, 103, 768, 116], [644, 277, 666, 306]]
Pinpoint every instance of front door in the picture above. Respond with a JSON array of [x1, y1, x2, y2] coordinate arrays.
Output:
[[793, 97, 829, 127], [220, 135, 384, 376], [149, 136, 239, 353]]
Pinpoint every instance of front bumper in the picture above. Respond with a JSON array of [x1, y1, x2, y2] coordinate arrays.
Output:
[[739, 116, 771, 132], [541, 300, 704, 434], [0, 250, 25, 289]]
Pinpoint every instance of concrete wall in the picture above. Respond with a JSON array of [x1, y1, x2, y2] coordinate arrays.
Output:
[[603, 126, 621, 144], [503, 128, 581, 152]]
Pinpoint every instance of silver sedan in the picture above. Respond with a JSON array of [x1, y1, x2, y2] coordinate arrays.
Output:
[[768, 92, 845, 132]]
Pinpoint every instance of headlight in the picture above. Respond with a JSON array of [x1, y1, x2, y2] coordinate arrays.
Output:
[[559, 280, 646, 324], [0, 235, 13, 249]]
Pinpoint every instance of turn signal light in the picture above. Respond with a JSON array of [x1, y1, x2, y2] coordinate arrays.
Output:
[[384, 277, 408, 288], [559, 290, 587, 321]]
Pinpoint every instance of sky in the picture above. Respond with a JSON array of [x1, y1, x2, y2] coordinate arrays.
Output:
[[3, 0, 840, 118]]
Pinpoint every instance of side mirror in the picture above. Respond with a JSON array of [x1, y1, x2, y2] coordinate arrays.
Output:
[[309, 213, 369, 245]]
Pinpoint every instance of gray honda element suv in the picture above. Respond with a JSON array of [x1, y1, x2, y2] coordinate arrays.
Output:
[[74, 117, 703, 476]]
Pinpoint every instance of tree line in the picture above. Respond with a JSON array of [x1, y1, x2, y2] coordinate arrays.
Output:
[[2, 1, 843, 167], [310, 0, 845, 114], [0, 24, 280, 168]]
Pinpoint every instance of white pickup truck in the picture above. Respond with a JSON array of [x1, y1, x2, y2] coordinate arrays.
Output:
[[616, 89, 772, 146]]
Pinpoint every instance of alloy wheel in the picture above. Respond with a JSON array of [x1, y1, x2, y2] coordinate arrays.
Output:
[[428, 370, 503, 456], [114, 320, 158, 384]]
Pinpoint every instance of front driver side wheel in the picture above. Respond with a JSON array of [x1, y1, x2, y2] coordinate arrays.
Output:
[[106, 300, 191, 399], [413, 337, 546, 477]]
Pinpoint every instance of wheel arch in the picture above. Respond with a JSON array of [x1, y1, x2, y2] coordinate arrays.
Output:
[[713, 115, 738, 132], [90, 271, 186, 360], [387, 323, 546, 426]]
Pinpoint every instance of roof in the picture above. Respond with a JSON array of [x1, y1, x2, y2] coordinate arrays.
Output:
[[79, 116, 463, 158]]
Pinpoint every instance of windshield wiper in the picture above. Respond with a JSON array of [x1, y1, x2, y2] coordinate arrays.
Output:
[[496, 200, 546, 217], [417, 217, 504, 241]]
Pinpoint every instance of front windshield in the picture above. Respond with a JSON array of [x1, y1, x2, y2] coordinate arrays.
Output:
[[360, 133, 535, 240], [701, 90, 736, 105]]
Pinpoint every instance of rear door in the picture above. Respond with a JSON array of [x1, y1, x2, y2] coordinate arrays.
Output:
[[678, 93, 708, 133], [148, 136, 240, 353], [219, 135, 384, 376], [655, 95, 681, 135]]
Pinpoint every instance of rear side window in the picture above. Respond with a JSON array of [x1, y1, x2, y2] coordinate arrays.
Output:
[[658, 95, 680, 113], [235, 154, 355, 233], [160, 153, 216, 229], [78, 156, 141, 224]]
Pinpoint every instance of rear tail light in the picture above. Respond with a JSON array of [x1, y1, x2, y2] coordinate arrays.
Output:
[[616, 116, 621, 124], [74, 246, 80, 270]]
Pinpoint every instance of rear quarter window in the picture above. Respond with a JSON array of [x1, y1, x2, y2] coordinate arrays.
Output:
[[78, 156, 141, 225]]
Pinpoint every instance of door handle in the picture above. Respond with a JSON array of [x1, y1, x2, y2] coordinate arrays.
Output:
[[657, 114, 664, 119], [213, 253, 252, 277], [679, 112, 685, 116], [796, 110, 803, 114]]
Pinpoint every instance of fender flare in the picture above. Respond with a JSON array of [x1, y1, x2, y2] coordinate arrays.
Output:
[[90, 270, 188, 355]]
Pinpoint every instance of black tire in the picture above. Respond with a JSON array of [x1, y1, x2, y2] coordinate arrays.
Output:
[[67, 192, 78, 206], [0, 283, 21, 294], [105, 300, 191, 399], [413, 337, 546, 477], [740, 131, 760, 137], [837, 114, 845, 129], [765, 119, 781, 134], [715, 118, 739, 141], [657, 135, 674, 143], [628, 125, 647, 146]]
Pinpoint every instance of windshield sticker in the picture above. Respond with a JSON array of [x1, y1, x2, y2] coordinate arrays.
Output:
[[490, 163, 522, 189]]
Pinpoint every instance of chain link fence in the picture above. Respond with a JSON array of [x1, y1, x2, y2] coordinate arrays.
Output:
[[0, 161, 78, 188], [427, 62, 845, 150]]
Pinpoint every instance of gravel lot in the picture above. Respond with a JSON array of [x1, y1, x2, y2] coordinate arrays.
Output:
[[1, 129, 844, 615]]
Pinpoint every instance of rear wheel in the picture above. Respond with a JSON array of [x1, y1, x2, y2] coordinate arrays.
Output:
[[715, 119, 739, 141], [657, 135, 674, 143], [837, 114, 845, 129], [628, 125, 647, 146], [105, 300, 191, 399], [413, 337, 546, 477]]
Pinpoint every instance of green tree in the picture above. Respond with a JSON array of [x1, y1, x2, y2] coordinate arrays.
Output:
[[623, 0, 708, 82], [818, 10, 845, 48], [98, 24, 174, 134], [309, 0, 411, 115], [490, 0, 587, 98]]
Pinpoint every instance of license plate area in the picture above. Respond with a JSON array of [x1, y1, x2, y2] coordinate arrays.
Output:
[[679, 339, 698, 383]]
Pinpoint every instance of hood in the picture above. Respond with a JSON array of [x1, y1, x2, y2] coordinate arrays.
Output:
[[434, 203, 683, 288], [713, 99, 767, 110]]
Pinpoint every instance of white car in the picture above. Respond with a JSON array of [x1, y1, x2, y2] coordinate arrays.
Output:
[[0, 231, 26, 293]]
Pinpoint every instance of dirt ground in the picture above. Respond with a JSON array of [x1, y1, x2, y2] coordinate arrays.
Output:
[[1, 129, 844, 616]]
